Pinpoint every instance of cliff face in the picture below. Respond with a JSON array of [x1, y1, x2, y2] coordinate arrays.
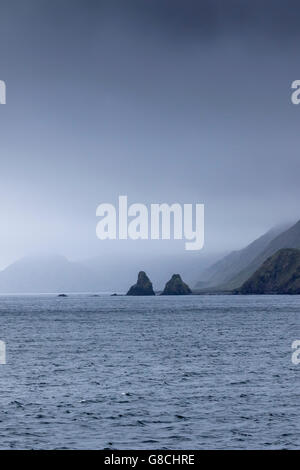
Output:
[[161, 274, 192, 295], [194, 224, 287, 290], [237, 248, 300, 294], [194, 219, 300, 292], [126, 271, 155, 296], [225, 220, 300, 290]]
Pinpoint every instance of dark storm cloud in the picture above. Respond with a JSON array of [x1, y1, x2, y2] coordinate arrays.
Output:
[[92, 0, 300, 40], [120, 0, 300, 39], [3, 0, 300, 41]]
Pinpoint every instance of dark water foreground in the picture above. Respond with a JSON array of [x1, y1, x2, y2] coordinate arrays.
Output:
[[0, 294, 299, 449]]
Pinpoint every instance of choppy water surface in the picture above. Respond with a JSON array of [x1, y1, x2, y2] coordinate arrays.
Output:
[[0, 294, 299, 449]]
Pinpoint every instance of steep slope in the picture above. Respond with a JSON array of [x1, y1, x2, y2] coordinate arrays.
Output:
[[195, 224, 287, 289], [237, 248, 300, 294], [225, 220, 300, 290]]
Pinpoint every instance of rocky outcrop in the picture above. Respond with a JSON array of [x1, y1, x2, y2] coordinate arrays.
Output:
[[161, 274, 192, 295], [126, 271, 155, 296], [237, 248, 300, 294]]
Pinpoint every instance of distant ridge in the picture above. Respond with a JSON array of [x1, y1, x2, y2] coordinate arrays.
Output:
[[0, 255, 100, 293]]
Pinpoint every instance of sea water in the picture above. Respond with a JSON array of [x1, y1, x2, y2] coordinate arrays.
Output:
[[0, 294, 299, 449]]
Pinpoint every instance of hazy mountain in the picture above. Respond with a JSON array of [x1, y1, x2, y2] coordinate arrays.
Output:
[[194, 224, 288, 290], [0, 255, 100, 293], [237, 248, 300, 294]]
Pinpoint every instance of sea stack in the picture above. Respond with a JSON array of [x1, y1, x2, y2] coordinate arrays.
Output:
[[161, 274, 192, 295], [126, 271, 155, 296]]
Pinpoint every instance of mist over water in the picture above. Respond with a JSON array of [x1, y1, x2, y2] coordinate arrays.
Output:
[[0, 1, 300, 273]]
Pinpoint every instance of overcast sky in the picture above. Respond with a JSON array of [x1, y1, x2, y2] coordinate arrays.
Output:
[[0, 0, 300, 269]]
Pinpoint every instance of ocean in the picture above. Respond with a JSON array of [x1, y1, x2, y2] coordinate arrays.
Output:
[[0, 294, 299, 449]]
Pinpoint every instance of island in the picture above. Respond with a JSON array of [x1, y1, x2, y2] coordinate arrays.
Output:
[[126, 271, 155, 296], [161, 274, 192, 295]]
